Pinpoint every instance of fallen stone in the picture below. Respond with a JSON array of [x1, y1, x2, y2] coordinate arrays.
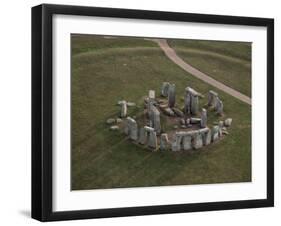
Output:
[[180, 118, 186, 125], [106, 118, 115, 124], [222, 130, 229, 135], [110, 125, 119, 130], [116, 118, 123, 123], [173, 108, 184, 117], [173, 125, 178, 129], [190, 118, 201, 124], [127, 102, 136, 107], [163, 107, 175, 116], [224, 118, 233, 127]]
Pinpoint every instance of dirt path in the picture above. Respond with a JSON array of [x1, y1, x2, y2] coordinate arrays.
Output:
[[151, 39, 251, 105]]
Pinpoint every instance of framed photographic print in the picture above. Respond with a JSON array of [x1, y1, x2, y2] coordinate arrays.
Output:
[[32, 4, 274, 221]]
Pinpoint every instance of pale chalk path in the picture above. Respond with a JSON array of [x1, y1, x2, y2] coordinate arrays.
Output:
[[151, 39, 251, 105]]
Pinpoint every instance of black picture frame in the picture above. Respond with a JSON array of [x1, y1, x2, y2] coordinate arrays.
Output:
[[32, 3, 274, 222]]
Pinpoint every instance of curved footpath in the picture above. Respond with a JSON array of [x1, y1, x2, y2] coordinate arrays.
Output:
[[151, 39, 251, 105]]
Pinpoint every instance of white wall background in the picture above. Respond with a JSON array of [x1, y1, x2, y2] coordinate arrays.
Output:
[[0, 0, 279, 225]]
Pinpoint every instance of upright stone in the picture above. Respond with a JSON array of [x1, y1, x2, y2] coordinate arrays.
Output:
[[148, 105, 161, 134], [193, 132, 203, 149], [149, 90, 155, 99], [171, 133, 182, 151], [120, 100, 127, 118], [211, 125, 220, 142], [200, 108, 207, 128], [123, 119, 129, 135], [168, 84, 176, 108], [199, 128, 211, 146], [191, 95, 199, 115], [148, 131, 158, 149], [208, 90, 218, 106], [127, 117, 138, 141], [216, 99, 224, 116], [182, 135, 192, 150], [161, 82, 170, 97], [160, 133, 169, 151], [218, 121, 224, 136], [205, 129, 212, 145], [138, 127, 147, 145], [184, 92, 191, 114]]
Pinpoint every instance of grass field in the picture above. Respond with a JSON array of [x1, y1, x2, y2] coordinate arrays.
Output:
[[168, 39, 252, 97], [71, 35, 251, 190]]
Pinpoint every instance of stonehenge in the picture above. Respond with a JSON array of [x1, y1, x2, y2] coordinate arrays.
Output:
[[109, 82, 232, 152]]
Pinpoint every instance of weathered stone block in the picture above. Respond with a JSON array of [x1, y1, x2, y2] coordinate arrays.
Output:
[[160, 133, 169, 151]]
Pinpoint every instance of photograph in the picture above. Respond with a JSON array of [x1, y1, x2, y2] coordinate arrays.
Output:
[[71, 34, 252, 191]]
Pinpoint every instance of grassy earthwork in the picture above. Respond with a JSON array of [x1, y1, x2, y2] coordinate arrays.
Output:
[[71, 34, 251, 190]]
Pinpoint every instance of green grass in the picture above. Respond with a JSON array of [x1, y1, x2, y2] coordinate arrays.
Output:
[[72, 34, 157, 55], [168, 39, 252, 97], [71, 35, 251, 190]]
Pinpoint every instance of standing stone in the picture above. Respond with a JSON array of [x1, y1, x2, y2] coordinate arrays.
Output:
[[193, 132, 203, 149], [161, 82, 170, 97], [205, 130, 212, 145], [149, 90, 155, 99], [120, 100, 127, 118], [200, 108, 207, 128], [211, 126, 220, 142], [218, 121, 224, 136], [208, 90, 218, 106], [185, 87, 199, 115], [191, 95, 199, 115], [124, 119, 129, 135], [127, 117, 138, 141], [216, 99, 224, 116], [184, 92, 191, 114], [182, 135, 192, 151], [168, 84, 176, 108], [138, 127, 147, 145], [160, 133, 169, 151], [199, 128, 211, 146], [148, 105, 161, 134], [171, 133, 182, 151], [148, 131, 158, 149]]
